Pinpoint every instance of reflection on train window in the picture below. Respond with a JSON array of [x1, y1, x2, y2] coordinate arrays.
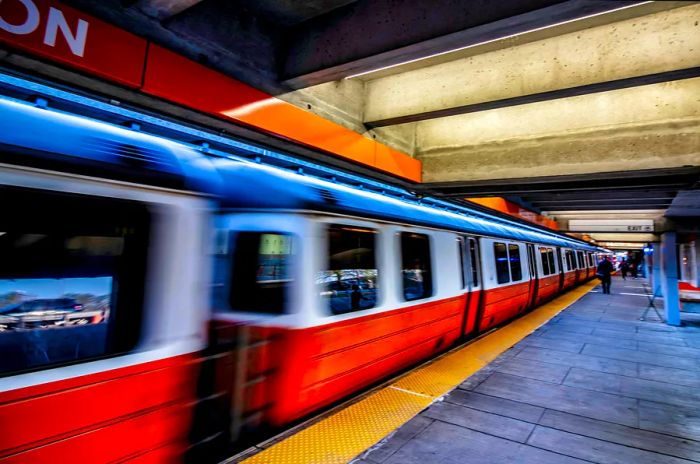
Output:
[[540, 247, 552, 275], [508, 244, 522, 281], [401, 232, 432, 301], [494, 242, 510, 284], [229, 232, 294, 314], [319, 225, 378, 314], [0, 187, 149, 375], [469, 238, 480, 287]]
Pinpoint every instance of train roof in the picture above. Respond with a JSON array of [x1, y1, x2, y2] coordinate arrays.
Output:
[[214, 159, 598, 251], [0, 98, 221, 194], [0, 96, 598, 252]]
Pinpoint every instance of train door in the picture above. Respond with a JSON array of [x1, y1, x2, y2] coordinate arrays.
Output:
[[576, 251, 586, 282], [556, 247, 565, 291], [526, 244, 539, 310], [460, 236, 482, 337]]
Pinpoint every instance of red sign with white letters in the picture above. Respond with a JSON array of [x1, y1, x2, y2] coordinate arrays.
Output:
[[0, 0, 147, 87]]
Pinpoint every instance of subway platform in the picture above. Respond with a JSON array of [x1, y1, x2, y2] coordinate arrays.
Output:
[[238, 276, 700, 464], [356, 276, 700, 464]]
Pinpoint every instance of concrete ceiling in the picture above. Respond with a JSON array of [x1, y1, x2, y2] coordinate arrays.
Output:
[[60, 0, 700, 246]]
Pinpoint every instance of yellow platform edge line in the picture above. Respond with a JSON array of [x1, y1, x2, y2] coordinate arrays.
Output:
[[242, 280, 599, 464]]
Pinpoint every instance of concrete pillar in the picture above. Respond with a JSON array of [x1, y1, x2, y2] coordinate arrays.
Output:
[[649, 243, 662, 296], [660, 232, 681, 326]]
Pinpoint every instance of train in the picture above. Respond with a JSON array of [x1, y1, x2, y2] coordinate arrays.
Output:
[[0, 93, 601, 462]]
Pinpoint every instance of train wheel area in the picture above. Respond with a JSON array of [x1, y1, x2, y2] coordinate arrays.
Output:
[[231, 279, 605, 463]]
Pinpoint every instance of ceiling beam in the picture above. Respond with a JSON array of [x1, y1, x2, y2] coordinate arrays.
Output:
[[532, 201, 675, 208], [283, 0, 650, 88], [542, 204, 675, 210], [365, 67, 700, 127], [428, 167, 700, 197], [135, 0, 205, 20], [524, 189, 678, 199]]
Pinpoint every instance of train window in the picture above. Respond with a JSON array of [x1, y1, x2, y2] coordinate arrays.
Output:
[[577, 251, 585, 269], [494, 242, 510, 284], [565, 250, 575, 270], [229, 232, 294, 314], [588, 252, 594, 267], [458, 238, 466, 289], [319, 225, 378, 314], [469, 238, 480, 287], [401, 233, 433, 301], [0, 187, 149, 375], [548, 249, 556, 274], [508, 244, 523, 281], [539, 247, 551, 275]]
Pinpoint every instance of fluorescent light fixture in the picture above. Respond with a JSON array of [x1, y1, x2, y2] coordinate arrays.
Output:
[[344, 2, 652, 79]]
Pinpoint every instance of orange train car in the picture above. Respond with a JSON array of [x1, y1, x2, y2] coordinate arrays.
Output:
[[0, 92, 602, 462]]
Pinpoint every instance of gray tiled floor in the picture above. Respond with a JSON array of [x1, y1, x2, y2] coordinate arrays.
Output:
[[356, 277, 700, 464]]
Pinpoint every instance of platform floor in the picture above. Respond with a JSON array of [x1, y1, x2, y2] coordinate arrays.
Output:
[[357, 277, 700, 464]]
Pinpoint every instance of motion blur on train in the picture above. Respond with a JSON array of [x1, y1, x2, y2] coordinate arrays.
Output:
[[0, 96, 601, 462]]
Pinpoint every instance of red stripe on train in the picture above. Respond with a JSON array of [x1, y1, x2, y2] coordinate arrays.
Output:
[[0, 353, 198, 462]]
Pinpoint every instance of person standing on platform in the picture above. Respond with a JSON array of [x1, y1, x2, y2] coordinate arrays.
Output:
[[597, 256, 614, 294], [620, 260, 629, 280]]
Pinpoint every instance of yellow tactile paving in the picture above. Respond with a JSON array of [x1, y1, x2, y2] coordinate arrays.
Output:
[[242, 279, 598, 464], [241, 388, 431, 464]]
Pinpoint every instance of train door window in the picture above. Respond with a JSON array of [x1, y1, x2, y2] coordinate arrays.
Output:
[[548, 249, 557, 274], [508, 244, 523, 281], [577, 251, 585, 269], [588, 252, 594, 267], [457, 237, 466, 289], [319, 225, 378, 314], [494, 242, 510, 284], [401, 233, 433, 301], [0, 187, 149, 375], [228, 232, 294, 314], [562, 250, 567, 271], [469, 238, 480, 288], [539, 247, 551, 275]]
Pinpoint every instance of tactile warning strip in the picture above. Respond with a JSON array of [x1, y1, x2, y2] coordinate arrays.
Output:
[[241, 280, 598, 464]]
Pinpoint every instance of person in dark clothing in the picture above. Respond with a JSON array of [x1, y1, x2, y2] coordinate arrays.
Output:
[[597, 257, 614, 294], [620, 260, 629, 280], [351, 284, 365, 310]]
